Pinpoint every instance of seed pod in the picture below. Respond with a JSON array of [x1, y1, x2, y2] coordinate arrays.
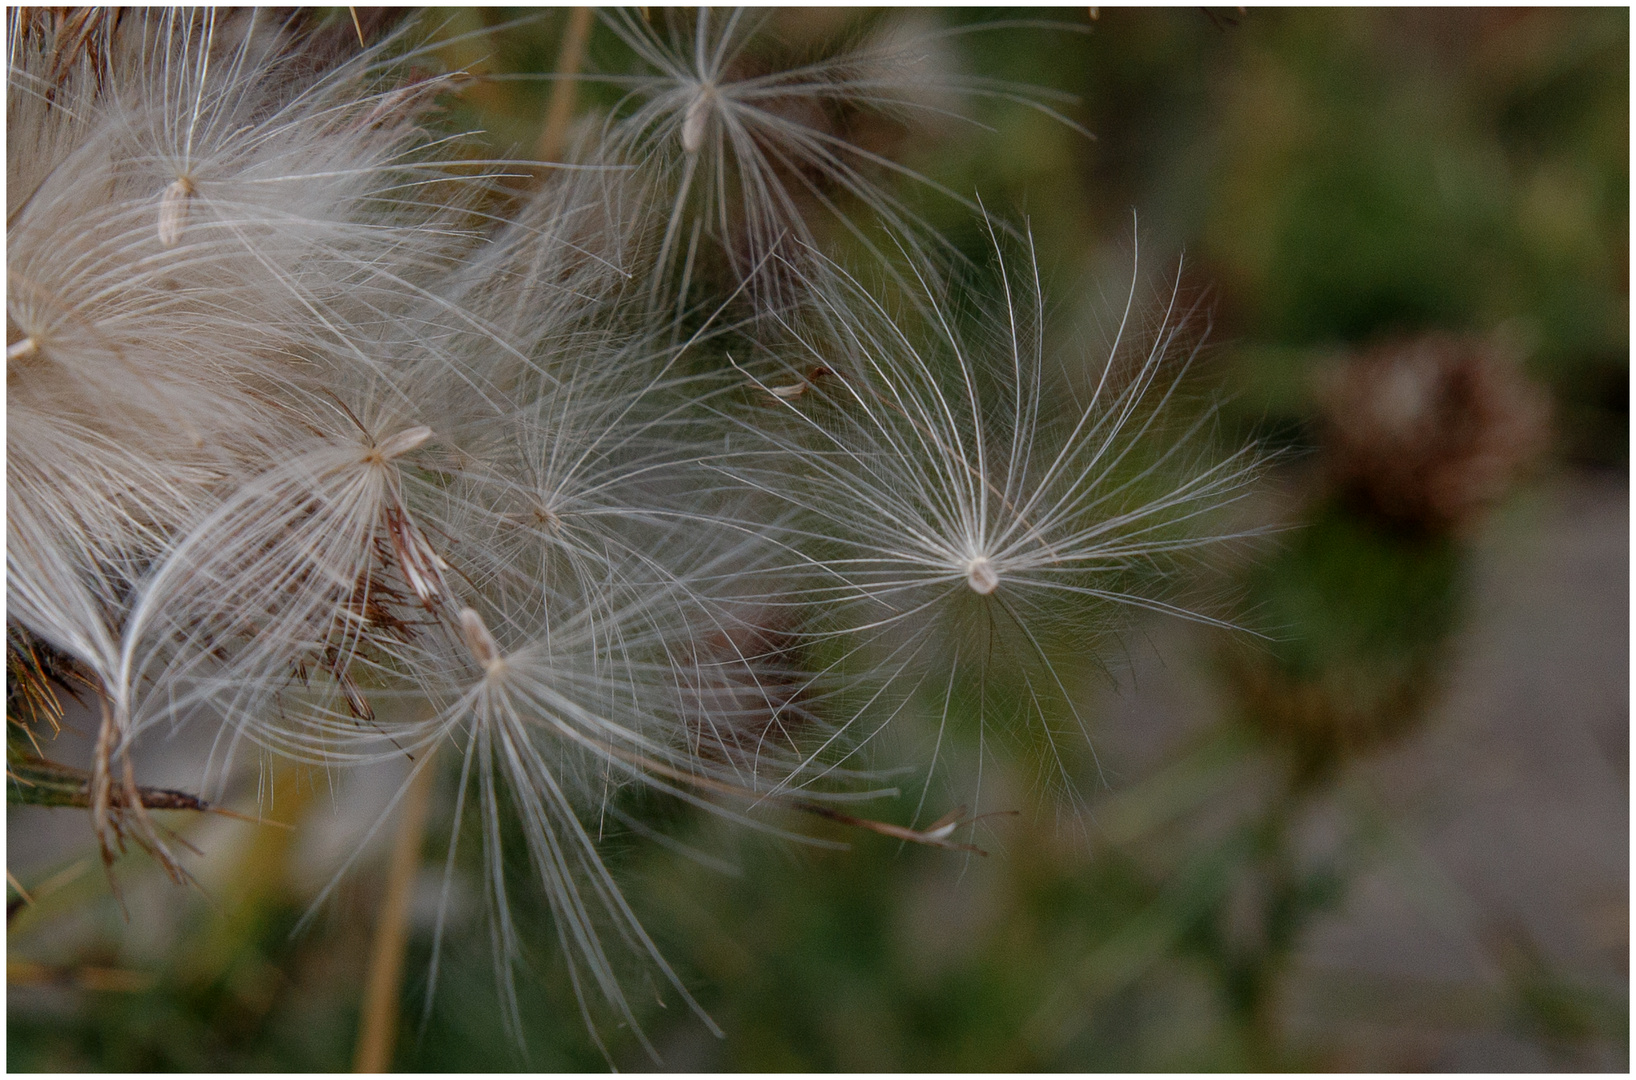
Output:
[[681, 87, 713, 154], [375, 425, 432, 461], [157, 176, 195, 247], [965, 555, 999, 595], [7, 336, 39, 363], [459, 607, 501, 672]]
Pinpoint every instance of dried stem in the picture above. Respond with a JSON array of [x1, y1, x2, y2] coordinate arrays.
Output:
[[353, 758, 437, 1073], [533, 7, 594, 163]]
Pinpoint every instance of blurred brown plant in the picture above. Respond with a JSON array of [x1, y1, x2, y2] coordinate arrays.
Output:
[[1319, 333, 1550, 534]]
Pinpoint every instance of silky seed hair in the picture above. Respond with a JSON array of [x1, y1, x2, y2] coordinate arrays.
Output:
[[567, 8, 1089, 312], [708, 225, 1263, 810], [8, 6, 1262, 1058]]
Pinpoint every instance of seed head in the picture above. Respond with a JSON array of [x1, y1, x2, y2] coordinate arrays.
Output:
[[965, 555, 1000, 595]]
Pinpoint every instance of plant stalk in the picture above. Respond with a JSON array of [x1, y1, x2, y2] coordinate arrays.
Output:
[[353, 759, 437, 1073]]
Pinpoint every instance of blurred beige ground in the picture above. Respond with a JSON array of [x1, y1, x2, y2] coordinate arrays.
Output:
[[1286, 471, 1628, 1070], [1090, 469, 1627, 1070]]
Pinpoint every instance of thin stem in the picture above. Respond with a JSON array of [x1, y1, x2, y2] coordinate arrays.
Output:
[[534, 8, 594, 164], [353, 757, 437, 1074]]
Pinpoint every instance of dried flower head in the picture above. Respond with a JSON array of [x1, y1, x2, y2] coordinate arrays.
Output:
[[1320, 333, 1550, 532]]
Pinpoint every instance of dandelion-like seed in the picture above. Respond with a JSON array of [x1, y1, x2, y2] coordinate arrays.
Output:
[[716, 222, 1263, 806], [585, 7, 1088, 306]]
